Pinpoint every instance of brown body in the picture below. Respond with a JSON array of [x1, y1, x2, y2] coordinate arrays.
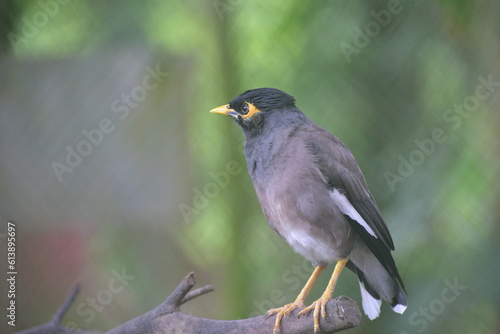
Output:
[[248, 122, 356, 265], [211, 88, 407, 333]]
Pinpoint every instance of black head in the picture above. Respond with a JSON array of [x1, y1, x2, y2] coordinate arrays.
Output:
[[210, 88, 299, 131]]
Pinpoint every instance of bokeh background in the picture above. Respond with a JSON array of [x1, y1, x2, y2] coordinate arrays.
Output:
[[0, 1, 499, 333]]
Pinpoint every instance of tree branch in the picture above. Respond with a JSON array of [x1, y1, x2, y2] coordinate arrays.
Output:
[[14, 284, 101, 334], [15, 272, 361, 334], [52, 285, 81, 324]]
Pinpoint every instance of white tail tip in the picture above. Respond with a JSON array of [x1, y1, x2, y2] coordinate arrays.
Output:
[[359, 282, 382, 320], [392, 303, 407, 314]]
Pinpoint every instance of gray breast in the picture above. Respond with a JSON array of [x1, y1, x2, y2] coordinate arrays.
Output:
[[247, 126, 355, 265]]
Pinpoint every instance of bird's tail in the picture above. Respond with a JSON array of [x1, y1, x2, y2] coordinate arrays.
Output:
[[347, 249, 407, 320]]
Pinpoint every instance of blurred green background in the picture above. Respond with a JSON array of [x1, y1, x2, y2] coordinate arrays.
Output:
[[0, 1, 498, 333]]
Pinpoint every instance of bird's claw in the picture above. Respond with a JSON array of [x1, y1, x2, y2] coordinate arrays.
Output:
[[267, 301, 305, 334], [297, 296, 331, 333]]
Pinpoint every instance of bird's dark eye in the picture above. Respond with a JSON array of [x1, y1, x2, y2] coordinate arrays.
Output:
[[241, 103, 249, 115]]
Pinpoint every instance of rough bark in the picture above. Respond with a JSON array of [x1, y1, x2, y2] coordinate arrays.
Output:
[[15, 272, 361, 334]]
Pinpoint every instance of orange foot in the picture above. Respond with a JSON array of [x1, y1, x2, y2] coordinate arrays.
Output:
[[267, 300, 305, 334], [297, 296, 331, 333]]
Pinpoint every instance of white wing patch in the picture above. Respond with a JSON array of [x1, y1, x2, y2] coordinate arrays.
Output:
[[329, 188, 377, 238], [359, 281, 382, 320]]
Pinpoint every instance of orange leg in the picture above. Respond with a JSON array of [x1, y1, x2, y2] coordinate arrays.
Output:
[[298, 258, 349, 333], [267, 265, 326, 334]]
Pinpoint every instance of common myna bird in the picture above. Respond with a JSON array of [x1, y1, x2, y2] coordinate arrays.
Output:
[[210, 88, 407, 333]]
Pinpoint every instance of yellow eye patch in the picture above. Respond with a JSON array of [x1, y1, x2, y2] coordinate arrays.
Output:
[[242, 102, 261, 119]]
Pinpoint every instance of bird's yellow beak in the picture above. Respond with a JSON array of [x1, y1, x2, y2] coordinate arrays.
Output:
[[210, 104, 235, 116]]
